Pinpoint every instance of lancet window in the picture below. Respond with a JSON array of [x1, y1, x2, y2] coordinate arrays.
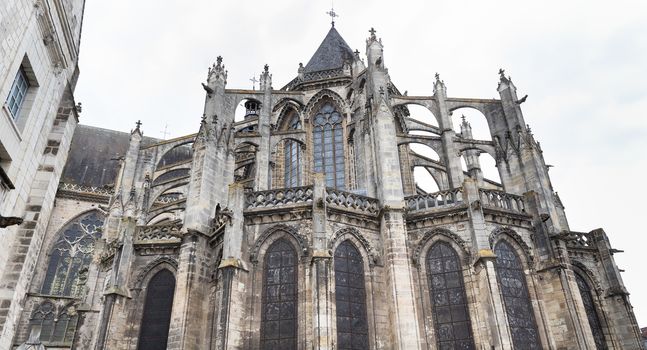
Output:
[[28, 301, 78, 344], [313, 102, 345, 189], [494, 240, 541, 350], [284, 114, 302, 187], [41, 211, 105, 297], [426, 242, 475, 349], [260, 239, 298, 349], [334, 241, 369, 349], [575, 272, 607, 350], [137, 269, 176, 350]]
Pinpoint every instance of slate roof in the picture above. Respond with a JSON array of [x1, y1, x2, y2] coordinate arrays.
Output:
[[304, 27, 355, 73], [61, 125, 158, 187]]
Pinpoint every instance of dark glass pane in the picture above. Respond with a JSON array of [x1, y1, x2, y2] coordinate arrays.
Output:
[[335, 241, 368, 349], [312, 103, 345, 189], [426, 242, 475, 349], [575, 272, 607, 350], [29, 301, 78, 345], [494, 241, 541, 350], [261, 239, 298, 350], [138, 269, 176, 350]]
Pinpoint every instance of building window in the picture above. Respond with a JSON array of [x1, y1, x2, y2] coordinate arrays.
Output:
[[260, 239, 298, 349], [426, 242, 475, 349], [137, 269, 176, 350], [6, 68, 30, 119], [494, 240, 541, 349], [41, 211, 105, 297], [313, 102, 345, 189], [28, 301, 78, 344], [575, 272, 607, 350], [284, 141, 301, 187], [334, 240, 369, 349]]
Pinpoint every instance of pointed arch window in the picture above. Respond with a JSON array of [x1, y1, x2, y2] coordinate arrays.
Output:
[[284, 114, 302, 187], [41, 211, 105, 297], [313, 102, 345, 189], [334, 241, 369, 349], [28, 301, 78, 344], [575, 272, 607, 350], [494, 240, 541, 350], [138, 269, 176, 350], [426, 242, 475, 349], [260, 239, 298, 349]]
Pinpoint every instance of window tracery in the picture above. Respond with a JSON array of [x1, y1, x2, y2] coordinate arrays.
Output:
[[41, 211, 104, 297], [260, 239, 298, 349], [575, 272, 607, 350], [137, 269, 175, 350], [28, 301, 78, 344], [284, 114, 302, 187], [334, 241, 369, 349], [494, 240, 541, 350], [426, 242, 475, 349], [313, 102, 345, 189]]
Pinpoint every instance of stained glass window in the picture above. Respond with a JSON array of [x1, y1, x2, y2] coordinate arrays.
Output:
[[284, 114, 302, 188], [426, 242, 475, 349], [138, 269, 176, 350], [335, 241, 369, 349], [28, 301, 78, 344], [260, 239, 298, 349], [41, 211, 105, 297], [494, 240, 541, 350], [575, 272, 607, 350], [313, 103, 345, 189]]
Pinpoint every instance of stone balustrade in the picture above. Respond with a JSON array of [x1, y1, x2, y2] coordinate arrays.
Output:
[[479, 189, 525, 213], [135, 221, 183, 243], [58, 182, 114, 196], [325, 187, 380, 215], [245, 186, 314, 209], [405, 188, 464, 212]]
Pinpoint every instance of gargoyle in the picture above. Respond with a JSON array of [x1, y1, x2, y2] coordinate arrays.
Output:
[[516, 94, 528, 104], [0, 215, 23, 228]]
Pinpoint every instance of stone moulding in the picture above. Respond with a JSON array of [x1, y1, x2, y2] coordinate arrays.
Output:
[[412, 227, 471, 265], [249, 224, 309, 264], [489, 226, 535, 264], [329, 227, 380, 266]]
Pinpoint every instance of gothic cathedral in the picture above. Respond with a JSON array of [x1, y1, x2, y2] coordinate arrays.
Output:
[[12, 26, 644, 349]]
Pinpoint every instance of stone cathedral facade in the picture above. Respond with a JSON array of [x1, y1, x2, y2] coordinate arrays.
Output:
[[10, 26, 644, 349]]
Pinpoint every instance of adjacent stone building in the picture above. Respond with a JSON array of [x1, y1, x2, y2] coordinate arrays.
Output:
[[0, 0, 84, 348], [6, 24, 645, 349]]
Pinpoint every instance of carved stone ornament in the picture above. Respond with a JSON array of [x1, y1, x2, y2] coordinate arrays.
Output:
[[489, 226, 534, 265], [249, 224, 309, 264], [329, 227, 380, 266], [412, 228, 470, 265]]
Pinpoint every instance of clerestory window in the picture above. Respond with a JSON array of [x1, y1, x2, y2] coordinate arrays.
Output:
[[313, 103, 345, 189], [284, 114, 302, 187]]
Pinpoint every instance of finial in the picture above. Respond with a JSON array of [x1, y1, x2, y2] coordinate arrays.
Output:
[[435, 72, 440, 81], [217, 56, 223, 66], [461, 115, 466, 123], [264, 64, 269, 73], [354, 49, 360, 58], [135, 120, 142, 129], [369, 27, 376, 39], [326, 8, 338, 27]]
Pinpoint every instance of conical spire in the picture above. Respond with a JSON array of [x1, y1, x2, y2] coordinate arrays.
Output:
[[304, 27, 355, 73]]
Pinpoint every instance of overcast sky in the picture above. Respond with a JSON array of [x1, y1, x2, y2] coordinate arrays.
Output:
[[75, 0, 647, 326]]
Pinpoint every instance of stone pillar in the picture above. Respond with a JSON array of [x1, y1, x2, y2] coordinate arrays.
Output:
[[255, 65, 272, 191], [433, 76, 464, 189], [214, 182, 249, 350], [463, 178, 512, 349], [311, 174, 333, 349]]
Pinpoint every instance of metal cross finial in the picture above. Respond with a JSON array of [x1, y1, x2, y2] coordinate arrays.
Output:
[[135, 120, 142, 129], [161, 123, 169, 139], [250, 75, 259, 90], [326, 8, 339, 26], [498, 68, 506, 79], [369, 27, 376, 37]]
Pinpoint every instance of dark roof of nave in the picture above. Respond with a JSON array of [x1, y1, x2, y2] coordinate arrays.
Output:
[[61, 125, 158, 188], [304, 26, 355, 73]]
